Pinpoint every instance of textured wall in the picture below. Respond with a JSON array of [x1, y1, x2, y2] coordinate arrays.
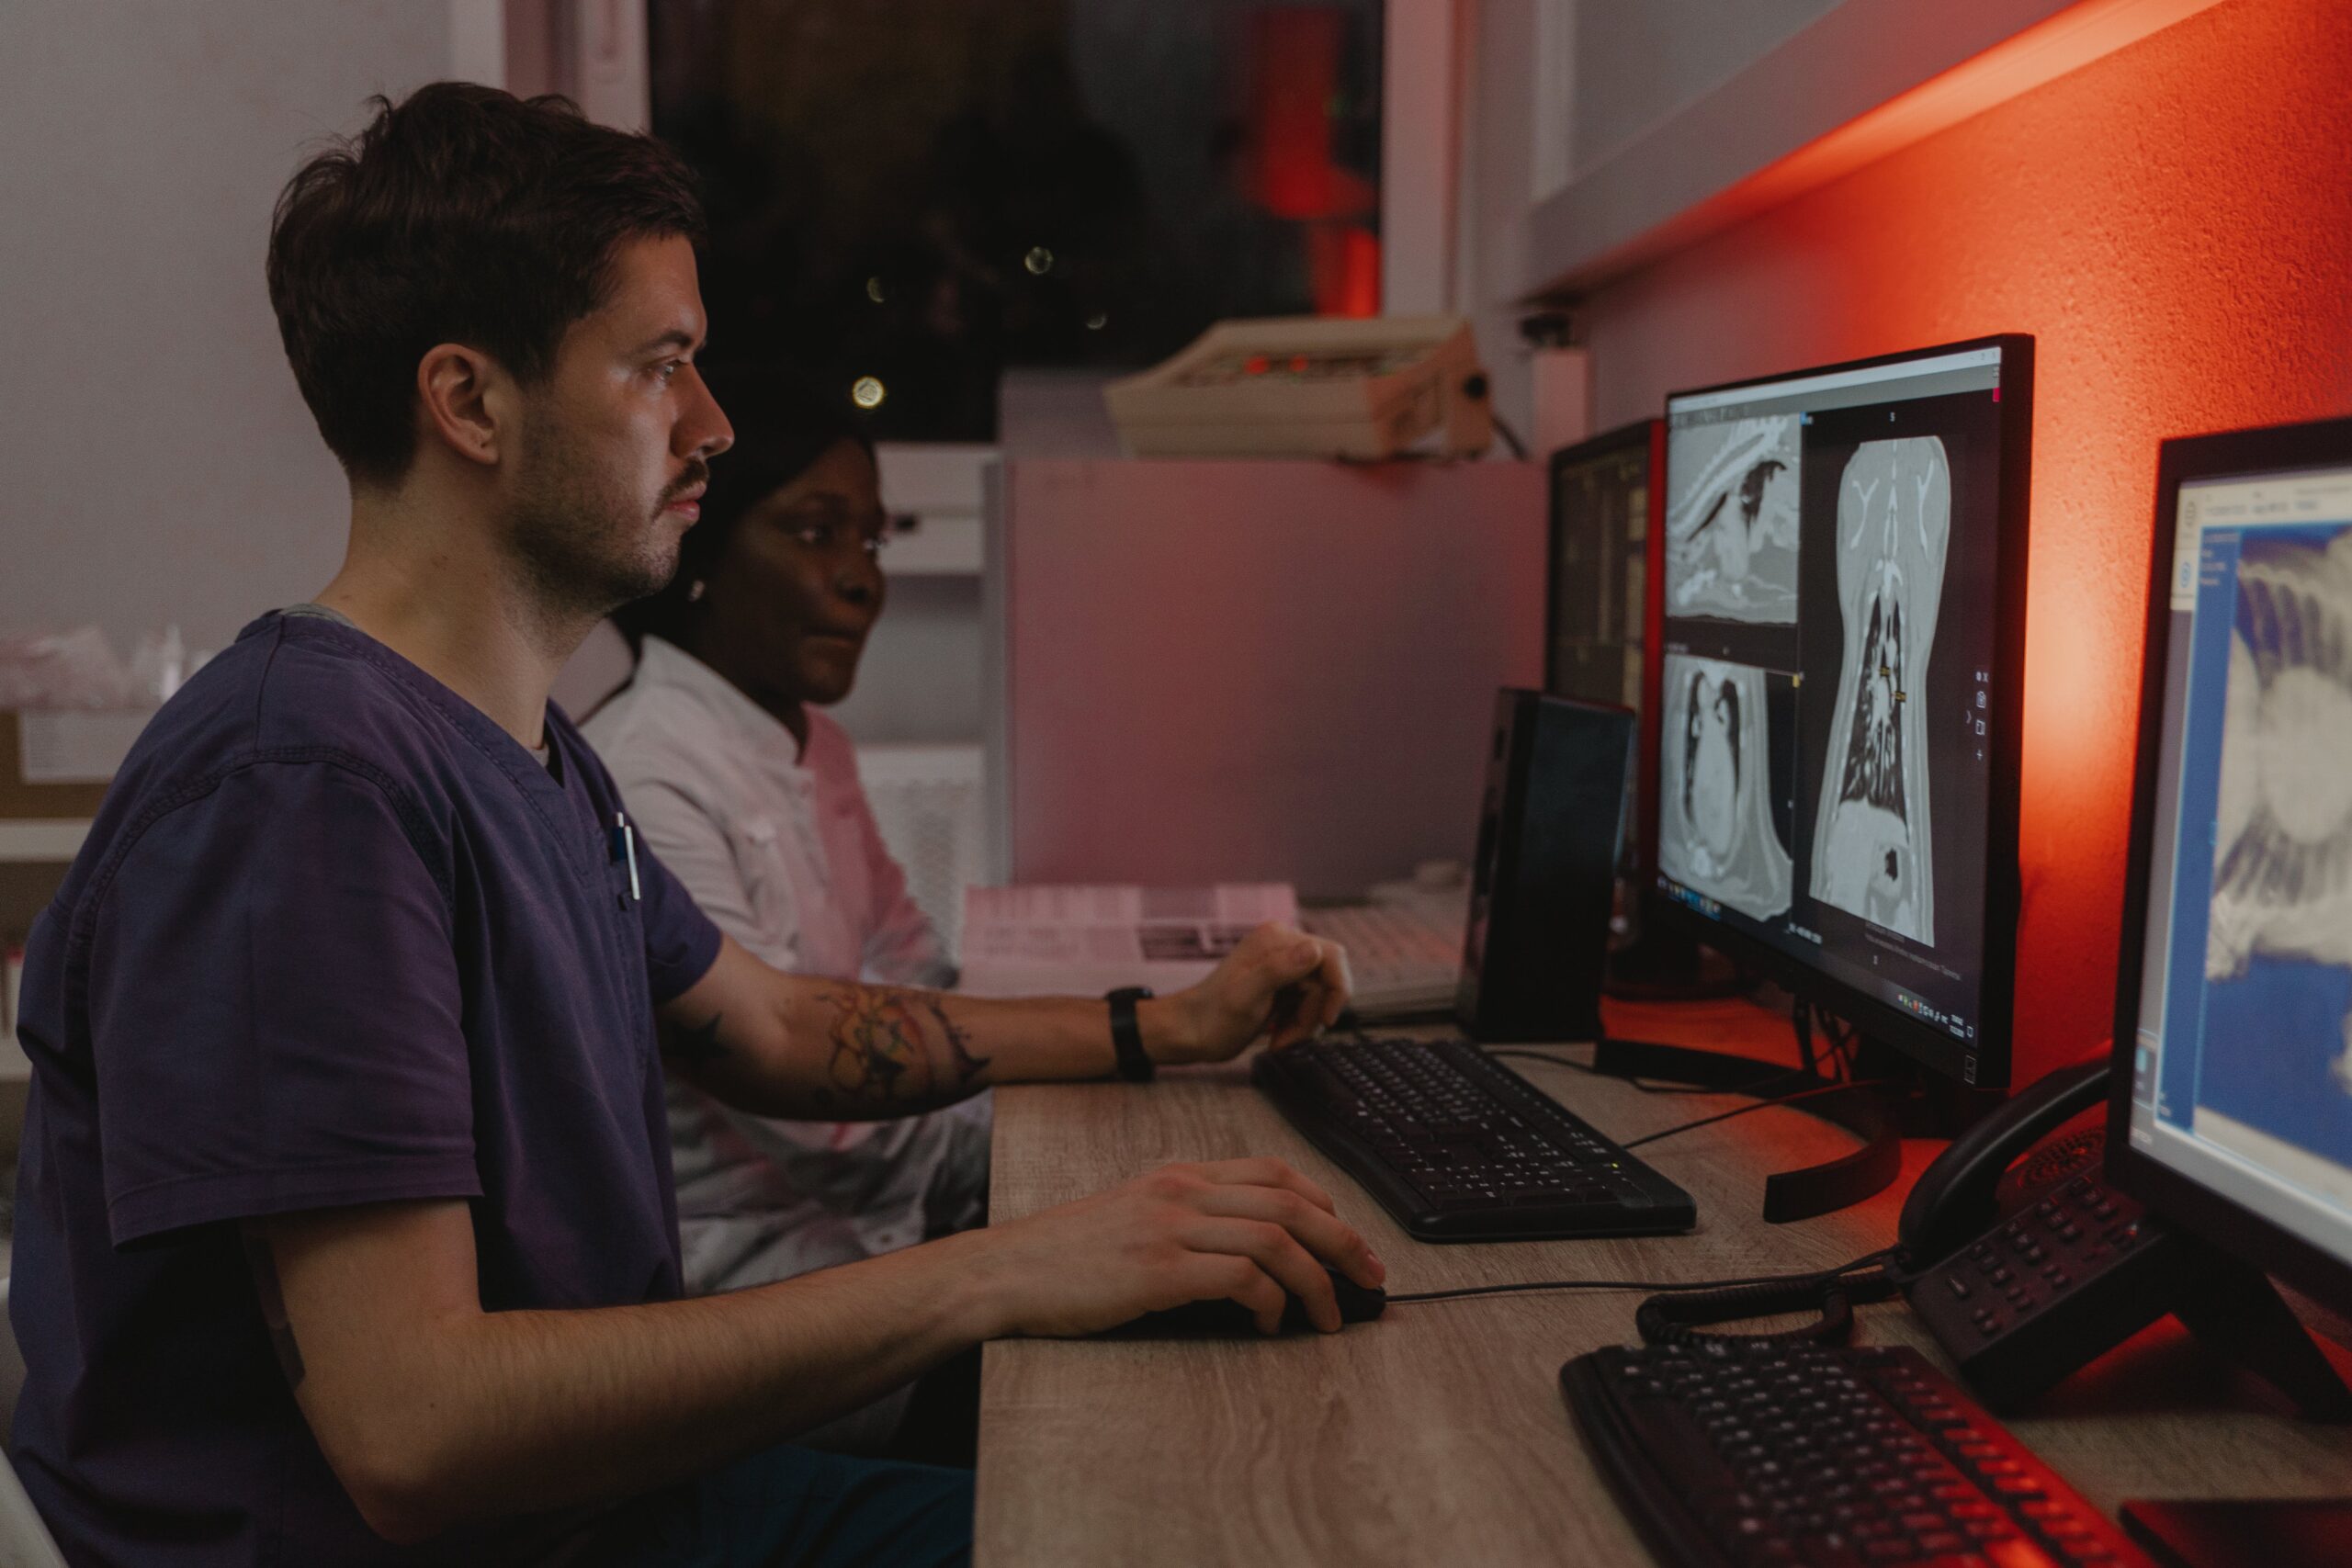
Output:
[[0, 4, 454, 655], [1583, 0, 2352, 1083]]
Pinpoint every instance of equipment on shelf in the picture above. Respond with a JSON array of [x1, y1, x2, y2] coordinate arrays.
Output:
[[1103, 315, 1492, 460]]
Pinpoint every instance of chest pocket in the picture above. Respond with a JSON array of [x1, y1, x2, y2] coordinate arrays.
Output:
[[727, 814, 806, 969], [599, 840, 655, 1058]]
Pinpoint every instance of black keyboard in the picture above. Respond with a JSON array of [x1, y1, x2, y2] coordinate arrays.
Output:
[[1563, 1341, 2154, 1567], [1251, 1036, 1695, 1241]]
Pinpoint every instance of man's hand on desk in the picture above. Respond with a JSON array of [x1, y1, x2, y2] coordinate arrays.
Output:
[[1148, 923, 1351, 1065], [959, 1156, 1384, 1337]]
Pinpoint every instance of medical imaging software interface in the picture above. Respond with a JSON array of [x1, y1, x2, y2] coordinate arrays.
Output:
[[2128, 462, 2352, 1269], [1656, 346, 2008, 1059]]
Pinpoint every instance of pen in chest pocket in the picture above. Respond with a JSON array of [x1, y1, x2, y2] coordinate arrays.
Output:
[[609, 811, 641, 903]]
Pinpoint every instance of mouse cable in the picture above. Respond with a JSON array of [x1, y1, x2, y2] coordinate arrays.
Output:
[[1385, 1246, 1905, 1306], [1616, 1076, 1905, 1150]]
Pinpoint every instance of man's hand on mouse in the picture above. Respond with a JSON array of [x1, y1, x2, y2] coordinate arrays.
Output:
[[960, 1156, 1385, 1337], [1147, 923, 1351, 1066]]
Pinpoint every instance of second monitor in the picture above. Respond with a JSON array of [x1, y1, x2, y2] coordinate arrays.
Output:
[[1649, 336, 2035, 1090]]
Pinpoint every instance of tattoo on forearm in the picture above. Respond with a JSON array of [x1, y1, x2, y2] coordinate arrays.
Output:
[[665, 1011, 729, 1068], [243, 1231, 306, 1390], [824, 987, 924, 1100], [813, 987, 994, 1107], [925, 999, 993, 1087]]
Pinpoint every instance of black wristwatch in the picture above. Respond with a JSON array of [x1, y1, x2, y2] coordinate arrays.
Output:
[[1105, 987, 1156, 1082]]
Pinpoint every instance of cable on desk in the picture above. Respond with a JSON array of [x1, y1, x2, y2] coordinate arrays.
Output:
[[1807, 1001, 1861, 1084], [1616, 1077, 1902, 1150], [1385, 1247, 1905, 1306]]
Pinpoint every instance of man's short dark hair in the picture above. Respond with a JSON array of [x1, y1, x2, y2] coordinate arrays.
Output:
[[267, 82, 704, 487]]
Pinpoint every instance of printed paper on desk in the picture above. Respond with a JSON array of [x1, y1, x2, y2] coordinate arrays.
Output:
[[956, 884, 1298, 998]]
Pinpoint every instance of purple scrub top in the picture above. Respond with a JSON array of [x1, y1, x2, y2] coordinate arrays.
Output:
[[9, 611, 722, 1565]]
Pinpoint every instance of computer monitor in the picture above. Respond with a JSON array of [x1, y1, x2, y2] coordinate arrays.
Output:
[[1546, 420, 1660, 712], [2108, 413, 2352, 1325], [1648, 335, 2034, 1089], [1547, 421, 1665, 910]]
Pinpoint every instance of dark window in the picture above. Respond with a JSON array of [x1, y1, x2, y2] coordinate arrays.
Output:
[[649, 0, 1385, 440]]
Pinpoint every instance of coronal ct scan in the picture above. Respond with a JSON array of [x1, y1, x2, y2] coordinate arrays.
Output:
[[2203, 526, 2352, 1093], [1810, 437, 1951, 943], [1658, 654, 1792, 920], [1667, 417, 1802, 623]]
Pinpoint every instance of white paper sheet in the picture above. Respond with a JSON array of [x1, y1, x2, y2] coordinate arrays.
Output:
[[956, 883, 1297, 998]]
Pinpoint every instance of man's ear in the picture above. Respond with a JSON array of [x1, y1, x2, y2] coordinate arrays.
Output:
[[414, 342, 510, 469]]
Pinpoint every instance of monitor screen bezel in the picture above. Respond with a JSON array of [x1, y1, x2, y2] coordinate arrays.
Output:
[[1545, 418, 1666, 872], [1644, 333, 2034, 1089], [2104, 412, 2352, 1320]]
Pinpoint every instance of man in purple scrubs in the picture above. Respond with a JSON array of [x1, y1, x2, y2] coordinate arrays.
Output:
[[7, 83, 1375, 1567]]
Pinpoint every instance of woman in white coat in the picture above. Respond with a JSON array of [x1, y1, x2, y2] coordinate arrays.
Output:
[[585, 371, 988, 1459]]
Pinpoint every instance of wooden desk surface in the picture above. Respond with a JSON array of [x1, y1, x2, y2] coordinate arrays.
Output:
[[975, 1001, 2352, 1566]]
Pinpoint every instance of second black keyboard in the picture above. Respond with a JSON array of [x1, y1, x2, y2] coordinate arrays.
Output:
[[1562, 1340, 2154, 1566], [1252, 1036, 1696, 1241]]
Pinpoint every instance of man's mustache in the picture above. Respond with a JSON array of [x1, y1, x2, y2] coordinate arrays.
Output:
[[660, 461, 712, 508]]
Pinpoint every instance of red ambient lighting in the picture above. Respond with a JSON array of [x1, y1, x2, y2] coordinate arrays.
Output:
[[1248, 6, 1381, 319], [1586, 0, 2352, 1083]]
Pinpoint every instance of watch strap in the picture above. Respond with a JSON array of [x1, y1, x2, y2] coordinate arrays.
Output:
[[1106, 987, 1156, 1081]]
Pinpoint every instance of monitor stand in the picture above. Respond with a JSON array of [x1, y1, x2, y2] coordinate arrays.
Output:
[[1591, 1014, 1905, 1224], [2122, 1498, 2352, 1568], [1602, 922, 1746, 1003]]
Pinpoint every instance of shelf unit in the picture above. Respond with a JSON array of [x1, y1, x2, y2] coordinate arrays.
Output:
[[0, 822, 86, 864]]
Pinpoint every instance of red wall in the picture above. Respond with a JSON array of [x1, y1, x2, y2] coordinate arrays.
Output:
[[1585, 0, 2352, 1086]]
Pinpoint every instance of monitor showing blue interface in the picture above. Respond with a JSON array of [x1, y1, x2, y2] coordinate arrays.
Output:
[[2125, 458, 2352, 1271], [1655, 340, 2025, 1084]]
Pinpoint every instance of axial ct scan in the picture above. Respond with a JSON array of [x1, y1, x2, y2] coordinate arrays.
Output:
[[1658, 654, 1792, 920], [1810, 437, 1951, 944], [1666, 417, 1802, 624]]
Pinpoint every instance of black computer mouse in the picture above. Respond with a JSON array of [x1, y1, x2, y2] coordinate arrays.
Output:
[[1111, 1267, 1388, 1337]]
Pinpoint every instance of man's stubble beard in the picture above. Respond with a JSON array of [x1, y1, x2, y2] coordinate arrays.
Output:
[[500, 410, 685, 634]]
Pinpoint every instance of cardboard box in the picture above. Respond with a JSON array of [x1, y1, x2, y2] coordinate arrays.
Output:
[[0, 710, 145, 818]]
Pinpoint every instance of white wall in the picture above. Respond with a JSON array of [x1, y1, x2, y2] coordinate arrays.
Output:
[[1568, 0, 1840, 178], [1452, 0, 1543, 440], [0, 2, 464, 657]]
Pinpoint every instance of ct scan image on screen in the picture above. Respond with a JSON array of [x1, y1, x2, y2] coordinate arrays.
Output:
[[2132, 465, 2352, 1258], [1809, 436, 1951, 943], [2182, 523, 2352, 1166], [1665, 415, 1802, 625], [1659, 355, 2006, 1048], [1657, 653, 1797, 921]]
